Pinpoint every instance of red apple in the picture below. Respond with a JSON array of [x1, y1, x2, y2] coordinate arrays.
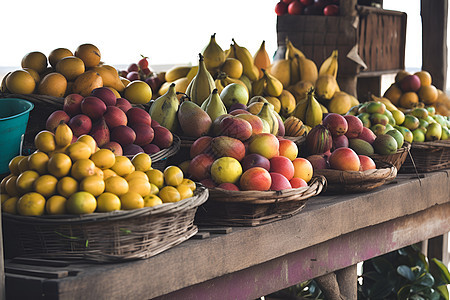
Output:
[[323, 4, 339, 16], [288, 0, 304, 15], [270, 156, 295, 180], [359, 155, 376, 171], [63, 94, 84, 117], [68, 114, 92, 137], [241, 153, 271, 172], [127, 71, 140, 81], [328, 148, 360, 171], [188, 154, 215, 181], [269, 172, 292, 191], [126, 107, 152, 126], [275, 1, 288, 15], [240, 167, 272, 191]]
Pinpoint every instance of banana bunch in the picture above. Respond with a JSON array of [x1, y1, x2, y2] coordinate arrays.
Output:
[[284, 116, 307, 137], [231, 38, 260, 82], [292, 88, 323, 127], [164, 66, 192, 82], [185, 53, 216, 106], [149, 83, 179, 132], [314, 50, 341, 102], [251, 69, 283, 98], [318, 50, 338, 79]]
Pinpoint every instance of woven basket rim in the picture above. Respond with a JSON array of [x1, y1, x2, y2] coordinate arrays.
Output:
[[3, 185, 208, 225], [207, 175, 326, 204], [369, 142, 411, 158], [0, 92, 64, 106], [128, 134, 181, 163], [314, 161, 397, 183], [410, 140, 450, 149]]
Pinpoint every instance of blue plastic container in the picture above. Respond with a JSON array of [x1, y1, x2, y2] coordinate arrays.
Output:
[[0, 98, 34, 174]]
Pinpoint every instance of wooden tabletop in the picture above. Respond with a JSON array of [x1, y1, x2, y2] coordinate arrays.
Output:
[[4, 170, 450, 299]]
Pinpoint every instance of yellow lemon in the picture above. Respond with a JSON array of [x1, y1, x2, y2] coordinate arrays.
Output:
[[66, 141, 92, 161], [1, 175, 12, 194], [125, 171, 148, 182], [77, 135, 98, 154], [127, 178, 151, 197], [90, 148, 116, 169], [47, 153, 72, 178], [17, 192, 46, 216], [57, 176, 79, 198], [5, 175, 19, 197], [28, 151, 49, 175], [93, 167, 104, 179], [180, 178, 196, 191], [5, 69, 36, 94], [102, 169, 117, 180], [55, 56, 85, 81], [2, 196, 18, 214], [104, 176, 129, 196], [176, 184, 194, 200], [96, 192, 121, 212], [158, 186, 181, 203], [124, 80, 152, 105], [71, 159, 96, 180], [46, 195, 67, 215], [149, 183, 159, 195], [17, 156, 30, 173], [120, 191, 144, 210], [0, 193, 9, 204], [143, 194, 163, 207], [33, 174, 58, 198], [9, 155, 25, 175], [21, 51, 48, 74], [163, 166, 184, 186], [145, 169, 164, 189], [79, 175, 105, 196], [34, 130, 56, 153], [16, 170, 40, 194], [66, 191, 97, 214], [111, 156, 134, 176], [48, 47, 73, 68], [131, 153, 152, 172]]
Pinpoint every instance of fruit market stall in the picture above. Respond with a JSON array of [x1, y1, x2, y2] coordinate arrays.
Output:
[[3, 170, 449, 299]]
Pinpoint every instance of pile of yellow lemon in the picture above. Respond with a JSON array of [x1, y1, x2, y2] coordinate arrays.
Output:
[[0, 122, 196, 216]]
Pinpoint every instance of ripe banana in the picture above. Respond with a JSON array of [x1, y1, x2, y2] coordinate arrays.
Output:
[[285, 38, 305, 60], [232, 38, 259, 82], [263, 69, 283, 97], [305, 89, 323, 127], [216, 72, 249, 95], [149, 83, 179, 132], [165, 66, 192, 82], [298, 55, 318, 84], [224, 44, 235, 59], [214, 77, 226, 95], [318, 50, 338, 79], [202, 33, 225, 72], [185, 53, 216, 106], [55, 121, 73, 147]]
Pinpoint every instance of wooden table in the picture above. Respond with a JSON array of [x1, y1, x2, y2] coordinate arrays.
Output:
[[4, 170, 450, 299]]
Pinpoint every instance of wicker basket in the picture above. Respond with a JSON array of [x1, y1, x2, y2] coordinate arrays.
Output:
[[144, 134, 181, 171], [399, 140, 450, 173], [313, 161, 397, 194], [369, 142, 411, 171], [195, 176, 326, 227], [2, 186, 208, 262]]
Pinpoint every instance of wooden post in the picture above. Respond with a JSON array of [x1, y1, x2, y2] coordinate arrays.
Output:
[[336, 265, 358, 300], [421, 0, 448, 90]]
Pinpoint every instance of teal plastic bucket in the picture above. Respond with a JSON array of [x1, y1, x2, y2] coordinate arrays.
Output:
[[0, 98, 34, 174]]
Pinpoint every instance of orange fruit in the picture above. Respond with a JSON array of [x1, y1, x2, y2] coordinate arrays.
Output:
[[47, 153, 72, 178], [179, 178, 196, 191], [111, 156, 135, 176], [33, 174, 58, 198], [27, 151, 49, 175], [159, 186, 181, 203], [56, 176, 79, 198], [1, 175, 12, 194], [66, 191, 97, 214], [124, 80, 152, 104], [104, 176, 129, 196], [102, 169, 117, 180], [5, 175, 19, 197], [399, 92, 419, 109], [120, 191, 144, 210], [163, 166, 184, 186], [34, 130, 56, 153], [96, 192, 121, 212], [9, 155, 25, 175], [17, 192, 46, 216], [16, 170, 40, 194], [71, 159, 96, 180], [55, 56, 85, 81], [46, 195, 67, 215], [93, 167, 104, 178], [143, 194, 163, 207], [2, 196, 18, 214], [414, 70, 432, 86], [37, 72, 67, 97], [79, 175, 105, 196], [77, 135, 98, 154], [17, 156, 30, 173], [418, 85, 438, 105], [292, 157, 313, 183], [48, 47, 74, 68], [66, 141, 92, 162], [21, 51, 48, 74], [6, 69, 36, 94], [176, 184, 193, 200], [149, 183, 159, 195], [74, 43, 101, 68], [127, 178, 151, 197], [221, 58, 243, 79], [383, 84, 403, 106], [90, 148, 116, 169], [131, 153, 152, 172], [125, 171, 148, 182], [23, 68, 41, 84], [145, 169, 165, 189]]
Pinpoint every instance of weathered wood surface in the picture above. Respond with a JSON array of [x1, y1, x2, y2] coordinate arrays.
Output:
[[4, 170, 450, 299]]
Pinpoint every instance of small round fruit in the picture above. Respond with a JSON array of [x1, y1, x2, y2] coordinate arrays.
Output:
[[120, 191, 144, 210], [2, 197, 19, 214], [77, 135, 98, 154], [5, 175, 19, 197], [6, 70, 36, 94], [21, 51, 48, 74], [33, 174, 58, 198], [418, 85, 438, 105], [74, 43, 101, 68], [158, 186, 181, 203], [34, 131, 56, 153], [111, 156, 135, 177], [46, 195, 67, 215], [0, 194, 9, 204], [104, 176, 129, 196], [124, 80, 152, 104], [149, 183, 159, 195], [131, 153, 152, 172], [9, 155, 25, 175], [414, 70, 432, 86], [292, 158, 313, 183], [56, 56, 85, 81], [180, 178, 196, 191], [125, 171, 148, 182], [57, 176, 79, 198], [79, 175, 105, 196], [210, 157, 243, 185], [102, 169, 117, 180], [66, 141, 92, 161], [96, 192, 121, 212], [143, 194, 163, 207], [127, 178, 151, 196], [163, 166, 184, 186], [27, 151, 49, 175], [17, 192, 46, 216], [145, 169, 164, 189], [16, 170, 40, 194], [37, 72, 67, 98], [17, 156, 30, 173], [48, 47, 73, 68], [66, 191, 97, 214], [399, 92, 419, 109], [71, 159, 96, 180], [176, 184, 194, 200], [90, 148, 116, 169]]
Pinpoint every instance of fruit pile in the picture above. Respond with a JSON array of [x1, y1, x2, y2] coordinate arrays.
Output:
[[0, 123, 196, 216], [46, 87, 174, 156], [0, 44, 153, 105], [184, 131, 313, 191], [275, 0, 340, 16]]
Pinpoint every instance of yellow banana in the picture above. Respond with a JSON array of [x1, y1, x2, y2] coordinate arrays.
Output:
[[318, 50, 338, 79], [285, 38, 305, 60], [224, 44, 235, 60], [165, 66, 192, 82], [293, 96, 308, 121], [305, 89, 323, 127], [263, 69, 283, 97], [185, 53, 216, 106], [55, 121, 73, 147], [219, 72, 249, 95], [214, 77, 226, 95], [232, 38, 259, 82], [298, 55, 318, 84]]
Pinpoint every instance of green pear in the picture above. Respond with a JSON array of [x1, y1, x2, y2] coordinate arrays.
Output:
[[204, 89, 227, 122], [220, 83, 249, 109]]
